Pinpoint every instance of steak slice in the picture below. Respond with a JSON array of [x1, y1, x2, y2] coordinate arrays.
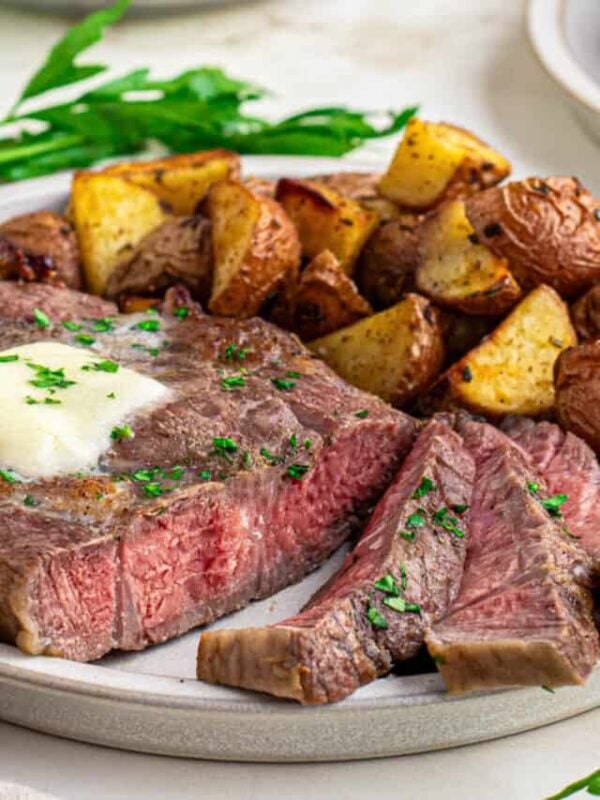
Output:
[[197, 419, 475, 704], [0, 280, 116, 322], [0, 285, 415, 661], [427, 418, 599, 694], [503, 416, 600, 573]]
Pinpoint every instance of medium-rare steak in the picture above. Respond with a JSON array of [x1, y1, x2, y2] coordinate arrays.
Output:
[[197, 419, 475, 704], [503, 416, 600, 573], [0, 280, 116, 322], [427, 418, 599, 694], [0, 284, 415, 661]]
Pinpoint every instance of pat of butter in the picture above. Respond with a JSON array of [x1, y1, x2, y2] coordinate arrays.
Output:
[[0, 341, 170, 479]]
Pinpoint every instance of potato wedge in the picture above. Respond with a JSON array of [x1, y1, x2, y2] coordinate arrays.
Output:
[[284, 250, 372, 341], [416, 199, 522, 315], [420, 285, 576, 417], [275, 178, 379, 274], [465, 177, 600, 297], [71, 173, 169, 295], [356, 214, 422, 309], [105, 216, 212, 303], [378, 118, 511, 210], [103, 150, 240, 215], [309, 171, 400, 221], [555, 342, 600, 451], [308, 293, 444, 408], [208, 180, 300, 318]]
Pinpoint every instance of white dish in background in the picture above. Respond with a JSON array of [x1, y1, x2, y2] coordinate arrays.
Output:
[[0, 157, 600, 762], [528, 0, 600, 143], [0, 0, 243, 14]]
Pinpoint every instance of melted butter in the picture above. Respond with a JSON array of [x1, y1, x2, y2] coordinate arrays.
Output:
[[0, 341, 170, 479]]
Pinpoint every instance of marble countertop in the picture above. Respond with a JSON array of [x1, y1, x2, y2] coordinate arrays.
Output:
[[0, 1, 599, 798]]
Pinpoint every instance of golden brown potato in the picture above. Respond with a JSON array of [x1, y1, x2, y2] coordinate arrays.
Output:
[[105, 216, 212, 303], [416, 199, 522, 315], [308, 293, 444, 408], [102, 150, 240, 215], [571, 285, 600, 341], [243, 177, 276, 199], [72, 173, 170, 295], [0, 211, 81, 288], [378, 118, 511, 210], [356, 214, 422, 309], [282, 249, 372, 341], [275, 178, 379, 274], [555, 342, 600, 451], [208, 180, 300, 318], [465, 177, 600, 298], [420, 285, 576, 418], [309, 171, 400, 221]]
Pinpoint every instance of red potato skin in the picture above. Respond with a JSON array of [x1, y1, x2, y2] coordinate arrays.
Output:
[[555, 342, 600, 452], [465, 177, 600, 298], [571, 285, 600, 341]]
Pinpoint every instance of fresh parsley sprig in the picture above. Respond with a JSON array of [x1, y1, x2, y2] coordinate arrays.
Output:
[[545, 769, 600, 799], [0, 0, 416, 181]]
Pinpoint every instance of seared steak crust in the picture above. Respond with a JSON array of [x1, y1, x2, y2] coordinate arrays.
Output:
[[427, 418, 599, 694], [197, 419, 475, 704], [0, 285, 415, 661]]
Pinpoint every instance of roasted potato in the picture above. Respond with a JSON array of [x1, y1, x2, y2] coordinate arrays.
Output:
[[105, 216, 212, 303], [308, 293, 444, 408], [102, 150, 240, 216], [0, 211, 81, 289], [282, 249, 372, 341], [378, 118, 511, 210], [309, 171, 400, 221], [275, 178, 379, 274], [243, 177, 276, 199], [571, 285, 600, 341], [72, 173, 170, 295], [465, 177, 600, 298], [555, 342, 600, 451], [420, 285, 576, 417], [208, 180, 300, 318], [416, 199, 522, 315], [356, 214, 422, 309]]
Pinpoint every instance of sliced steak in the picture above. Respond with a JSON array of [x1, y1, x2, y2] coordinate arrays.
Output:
[[0, 285, 415, 661], [503, 416, 600, 572], [197, 419, 475, 704], [0, 280, 116, 322], [427, 418, 599, 694]]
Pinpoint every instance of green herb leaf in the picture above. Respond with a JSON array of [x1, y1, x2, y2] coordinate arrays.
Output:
[[383, 596, 421, 614], [107, 391, 116, 399], [412, 476, 435, 499], [223, 343, 249, 362], [75, 333, 95, 346], [260, 447, 284, 466], [84, 359, 119, 373], [451, 503, 469, 514], [133, 319, 160, 332], [92, 317, 115, 332], [545, 769, 600, 800], [198, 469, 212, 481], [62, 320, 83, 332], [33, 308, 50, 329], [0, 468, 19, 483], [406, 511, 426, 529], [354, 409, 369, 419], [541, 493, 568, 517], [14, 0, 130, 106], [0, 354, 18, 363], [142, 481, 163, 498], [286, 463, 310, 480], [366, 605, 388, 630], [399, 530, 416, 542], [111, 424, 133, 441], [373, 574, 400, 596], [27, 363, 76, 390], [272, 377, 296, 391], [174, 306, 189, 319], [212, 437, 238, 457], [221, 375, 246, 391], [24, 494, 37, 507], [527, 481, 540, 495]]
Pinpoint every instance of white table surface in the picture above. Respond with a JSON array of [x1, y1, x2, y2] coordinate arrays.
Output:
[[0, 0, 599, 798]]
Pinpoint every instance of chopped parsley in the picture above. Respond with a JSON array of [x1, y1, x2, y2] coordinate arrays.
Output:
[[412, 476, 435, 499], [33, 308, 50, 329], [107, 392, 116, 399], [23, 495, 37, 507], [399, 530, 416, 542], [303, 438, 312, 450], [111, 424, 134, 441], [242, 450, 252, 469], [131, 468, 157, 482], [62, 320, 82, 332], [0, 468, 18, 483], [374, 574, 400, 596], [451, 503, 469, 514], [354, 409, 369, 419], [142, 482, 163, 498], [286, 463, 310, 480], [83, 359, 119, 374], [92, 317, 115, 333], [540, 493, 568, 517], [174, 306, 189, 319], [212, 437, 238, 458], [272, 377, 296, 391], [432, 507, 465, 538], [260, 447, 284, 466], [27, 363, 75, 390], [74, 333, 95, 346], [366, 605, 388, 629], [224, 343, 249, 362], [406, 511, 426, 529], [221, 375, 246, 391], [43, 397, 61, 405], [133, 319, 160, 332], [162, 466, 185, 481], [198, 469, 212, 481], [0, 354, 18, 363], [383, 596, 421, 614], [527, 481, 540, 495], [289, 433, 298, 452], [286, 371, 302, 379]]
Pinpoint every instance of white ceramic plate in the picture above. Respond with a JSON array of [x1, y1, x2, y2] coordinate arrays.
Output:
[[0, 157, 599, 762], [528, 0, 600, 143]]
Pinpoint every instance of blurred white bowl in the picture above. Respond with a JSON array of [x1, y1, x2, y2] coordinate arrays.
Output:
[[528, 0, 600, 144], [0, 0, 241, 13]]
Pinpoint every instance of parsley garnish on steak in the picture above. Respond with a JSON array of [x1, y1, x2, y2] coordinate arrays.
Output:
[[354, 409, 369, 419], [221, 375, 246, 391], [0, 469, 18, 483], [33, 308, 50, 329], [0, 354, 18, 363], [366, 605, 388, 629], [91, 318, 115, 333], [133, 319, 160, 332], [212, 437, 239, 459], [111, 424, 134, 441], [272, 377, 296, 391], [286, 463, 310, 480], [223, 343, 249, 362], [62, 320, 82, 332], [174, 306, 189, 319], [26, 363, 75, 390], [260, 448, 284, 466], [412, 476, 435, 499], [82, 359, 119, 373], [74, 333, 95, 346]]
